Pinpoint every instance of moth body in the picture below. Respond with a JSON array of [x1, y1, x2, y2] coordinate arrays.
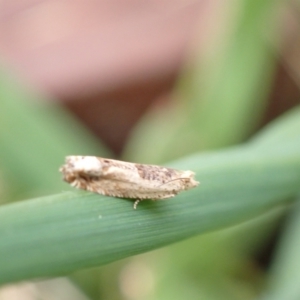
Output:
[[60, 156, 199, 208]]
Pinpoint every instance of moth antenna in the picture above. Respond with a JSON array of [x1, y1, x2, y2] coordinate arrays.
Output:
[[158, 177, 190, 187]]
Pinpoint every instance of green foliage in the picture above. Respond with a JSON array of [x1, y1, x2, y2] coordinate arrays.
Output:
[[123, 0, 279, 164], [0, 105, 299, 284], [0, 72, 110, 201], [258, 200, 300, 300], [0, 1, 298, 299]]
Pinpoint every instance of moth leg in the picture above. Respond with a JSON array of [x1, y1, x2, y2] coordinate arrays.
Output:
[[133, 199, 142, 210]]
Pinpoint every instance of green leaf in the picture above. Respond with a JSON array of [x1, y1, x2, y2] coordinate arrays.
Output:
[[0, 106, 300, 284], [0, 71, 111, 200], [258, 199, 300, 300], [123, 0, 280, 163]]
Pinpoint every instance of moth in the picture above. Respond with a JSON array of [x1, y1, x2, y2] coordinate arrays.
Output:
[[60, 156, 199, 209]]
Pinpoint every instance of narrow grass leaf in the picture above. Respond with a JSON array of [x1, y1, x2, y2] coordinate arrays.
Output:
[[0, 106, 299, 283]]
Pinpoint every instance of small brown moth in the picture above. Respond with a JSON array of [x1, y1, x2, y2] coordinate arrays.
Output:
[[60, 156, 199, 209]]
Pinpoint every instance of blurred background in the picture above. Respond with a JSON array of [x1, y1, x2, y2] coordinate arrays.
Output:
[[0, 0, 300, 299]]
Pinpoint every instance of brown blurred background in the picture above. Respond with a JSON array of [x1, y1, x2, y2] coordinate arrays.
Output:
[[0, 0, 299, 155]]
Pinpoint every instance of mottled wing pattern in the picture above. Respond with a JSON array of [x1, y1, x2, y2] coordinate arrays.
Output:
[[60, 156, 199, 208]]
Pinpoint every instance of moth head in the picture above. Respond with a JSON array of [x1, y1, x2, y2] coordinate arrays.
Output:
[[62, 156, 103, 177], [181, 170, 200, 189]]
